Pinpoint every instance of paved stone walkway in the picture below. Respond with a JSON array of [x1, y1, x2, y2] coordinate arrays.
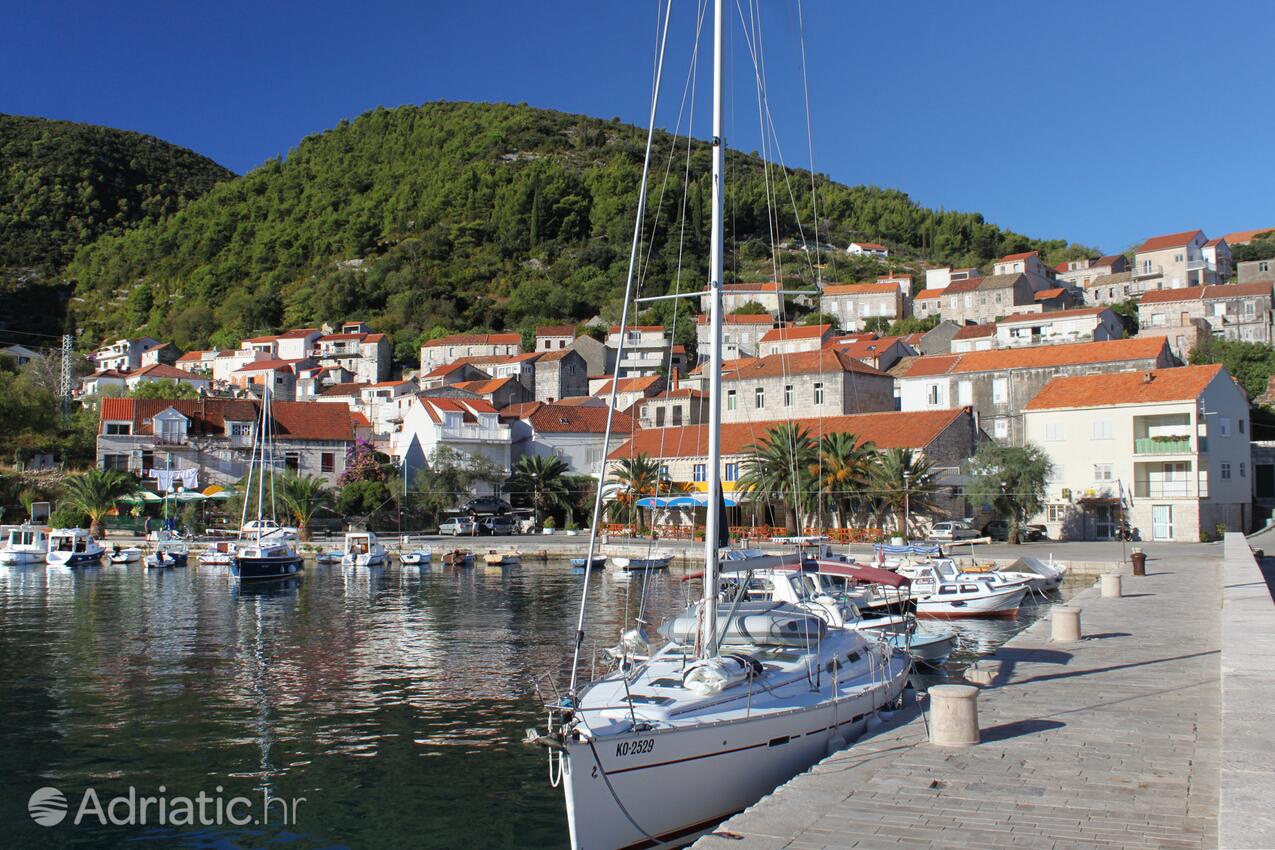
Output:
[[697, 552, 1222, 850]]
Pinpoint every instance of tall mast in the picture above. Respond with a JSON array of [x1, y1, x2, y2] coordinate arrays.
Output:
[[701, 0, 725, 658]]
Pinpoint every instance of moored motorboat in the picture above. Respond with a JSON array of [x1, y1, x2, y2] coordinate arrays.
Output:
[[232, 541, 304, 581], [441, 549, 474, 567], [109, 545, 142, 564], [313, 550, 341, 565], [46, 528, 105, 567], [340, 531, 387, 567], [569, 555, 607, 570], [483, 549, 521, 567], [199, 540, 236, 567], [145, 540, 188, 568], [0, 524, 50, 565], [400, 549, 432, 566], [610, 554, 672, 571]]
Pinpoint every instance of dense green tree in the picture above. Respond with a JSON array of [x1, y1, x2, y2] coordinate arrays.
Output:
[[964, 442, 1053, 544], [606, 455, 663, 532], [130, 380, 200, 399], [1189, 337, 1275, 398], [869, 448, 940, 537], [506, 454, 570, 525], [278, 474, 333, 542]]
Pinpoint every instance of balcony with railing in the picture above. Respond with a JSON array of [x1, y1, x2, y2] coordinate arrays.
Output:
[[1134, 435, 1192, 454], [1133, 479, 1207, 499], [1133, 263, 1163, 279], [1133, 413, 1197, 455]]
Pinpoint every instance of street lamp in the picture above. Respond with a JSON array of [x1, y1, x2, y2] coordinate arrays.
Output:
[[902, 470, 912, 542]]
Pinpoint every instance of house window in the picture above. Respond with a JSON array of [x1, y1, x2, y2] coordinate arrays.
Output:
[[1260, 261, 1270, 273], [755, 387, 765, 409], [1091, 421, 1112, 440], [1245, 301, 1256, 315], [993, 419, 1008, 439], [727, 390, 737, 411], [230, 422, 251, 436], [1213, 302, 1226, 318], [321, 452, 335, 473], [1240, 419, 1246, 434], [783, 385, 794, 407], [1047, 504, 1066, 523], [1152, 313, 1166, 327], [284, 452, 300, 472], [1094, 464, 1113, 482], [693, 463, 707, 482], [656, 407, 666, 427], [724, 463, 738, 482], [103, 454, 129, 471], [672, 407, 683, 426], [813, 382, 824, 405], [105, 422, 131, 435], [1174, 253, 1184, 263], [1241, 462, 1247, 478], [660, 465, 668, 477], [992, 378, 1008, 404], [926, 383, 943, 406], [1045, 423, 1064, 441]]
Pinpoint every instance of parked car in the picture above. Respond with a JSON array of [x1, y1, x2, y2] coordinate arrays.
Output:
[[241, 519, 298, 541], [983, 520, 1047, 542], [928, 520, 980, 542], [480, 515, 518, 535], [438, 517, 478, 536], [463, 497, 512, 515]]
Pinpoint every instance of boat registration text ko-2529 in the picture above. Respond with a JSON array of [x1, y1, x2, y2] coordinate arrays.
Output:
[[616, 739, 655, 757]]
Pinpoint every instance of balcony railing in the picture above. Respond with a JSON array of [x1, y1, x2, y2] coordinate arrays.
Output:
[[1133, 264, 1163, 279], [1134, 480, 1207, 499], [1135, 436, 1192, 454]]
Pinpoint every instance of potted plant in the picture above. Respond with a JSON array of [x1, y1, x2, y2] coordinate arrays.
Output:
[[542, 516, 556, 535]]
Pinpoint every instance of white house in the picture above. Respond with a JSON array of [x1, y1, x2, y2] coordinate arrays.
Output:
[[392, 396, 512, 496], [419, 333, 522, 375], [124, 363, 212, 394], [994, 306, 1124, 348], [1023, 363, 1251, 542], [847, 242, 889, 259], [508, 402, 636, 475]]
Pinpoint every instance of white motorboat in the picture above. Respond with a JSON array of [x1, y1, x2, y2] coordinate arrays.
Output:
[[108, 545, 143, 564], [897, 561, 1028, 618], [570, 555, 607, 570], [0, 524, 49, 565], [145, 540, 188, 568], [46, 528, 105, 567], [232, 387, 303, 582], [199, 540, 236, 567], [341, 531, 387, 567], [313, 550, 342, 565], [400, 549, 432, 566], [610, 554, 672, 571], [532, 8, 912, 844]]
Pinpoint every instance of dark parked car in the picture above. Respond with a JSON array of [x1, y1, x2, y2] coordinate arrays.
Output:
[[982, 519, 1044, 542], [463, 497, 512, 515], [480, 515, 518, 535]]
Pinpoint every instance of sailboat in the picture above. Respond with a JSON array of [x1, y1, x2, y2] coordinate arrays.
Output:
[[231, 386, 304, 582], [528, 6, 911, 846]]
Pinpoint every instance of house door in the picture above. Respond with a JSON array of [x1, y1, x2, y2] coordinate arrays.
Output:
[[1180, 311, 1190, 326], [1093, 506, 1116, 540], [1152, 505, 1174, 541]]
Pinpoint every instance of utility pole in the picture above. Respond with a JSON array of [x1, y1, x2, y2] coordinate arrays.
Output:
[[59, 334, 73, 426]]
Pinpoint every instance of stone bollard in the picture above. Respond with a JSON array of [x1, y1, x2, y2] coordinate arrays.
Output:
[[964, 658, 1002, 687], [928, 684, 980, 746], [1051, 606, 1082, 642], [1100, 574, 1122, 598]]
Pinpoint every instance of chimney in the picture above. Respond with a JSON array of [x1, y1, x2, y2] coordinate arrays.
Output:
[[1143, 371, 1155, 384]]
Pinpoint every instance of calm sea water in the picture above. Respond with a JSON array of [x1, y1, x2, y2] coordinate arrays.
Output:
[[0, 559, 1072, 850]]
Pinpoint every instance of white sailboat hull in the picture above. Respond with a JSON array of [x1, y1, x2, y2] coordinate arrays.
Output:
[[916, 584, 1026, 618], [561, 671, 906, 850]]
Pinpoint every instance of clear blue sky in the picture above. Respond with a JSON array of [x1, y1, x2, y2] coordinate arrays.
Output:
[[4, 0, 1271, 253]]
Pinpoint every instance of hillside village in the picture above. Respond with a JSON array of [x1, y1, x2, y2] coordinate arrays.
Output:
[[11, 224, 1271, 544]]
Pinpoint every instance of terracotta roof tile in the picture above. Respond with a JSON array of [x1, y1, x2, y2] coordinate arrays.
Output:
[[897, 337, 1167, 378], [821, 282, 899, 297], [914, 288, 944, 301], [1001, 251, 1039, 262], [234, 359, 295, 374], [760, 324, 831, 343], [130, 363, 202, 380], [1025, 364, 1225, 410], [1034, 288, 1067, 301], [1136, 229, 1203, 253], [952, 323, 996, 340], [1220, 227, 1275, 246], [724, 348, 887, 380], [422, 333, 521, 348], [998, 306, 1107, 324], [451, 377, 516, 396], [536, 325, 576, 336], [98, 398, 354, 440], [527, 404, 636, 434], [593, 375, 664, 395], [608, 408, 968, 460]]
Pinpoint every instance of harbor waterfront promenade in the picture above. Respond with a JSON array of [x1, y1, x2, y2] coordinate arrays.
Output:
[[696, 536, 1275, 850]]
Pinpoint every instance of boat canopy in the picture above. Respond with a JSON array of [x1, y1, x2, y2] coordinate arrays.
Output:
[[798, 559, 912, 589], [874, 542, 942, 557], [636, 494, 739, 508]]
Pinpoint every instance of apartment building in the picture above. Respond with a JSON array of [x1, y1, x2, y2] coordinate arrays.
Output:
[[314, 323, 391, 383], [705, 282, 784, 316], [604, 325, 685, 377], [994, 306, 1124, 348], [1023, 364, 1251, 541], [636, 388, 709, 430], [509, 402, 636, 475], [717, 348, 894, 424], [92, 337, 163, 373], [1132, 229, 1228, 291], [1056, 255, 1129, 290], [419, 332, 521, 374], [893, 336, 1173, 446], [97, 397, 355, 488]]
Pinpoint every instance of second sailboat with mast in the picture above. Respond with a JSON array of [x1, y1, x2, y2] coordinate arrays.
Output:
[[231, 386, 304, 582]]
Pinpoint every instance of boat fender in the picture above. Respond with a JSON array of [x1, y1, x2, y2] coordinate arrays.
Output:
[[866, 715, 883, 733], [826, 735, 847, 756]]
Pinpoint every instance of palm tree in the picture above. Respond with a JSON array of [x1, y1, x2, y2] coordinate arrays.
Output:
[[279, 474, 333, 542], [870, 448, 940, 537], [508, 454, 570, 526], [738, 423, 817, 535], [607, 455, 663, 532], [816, 433, 877, 528], [60, 469, 137, 538]]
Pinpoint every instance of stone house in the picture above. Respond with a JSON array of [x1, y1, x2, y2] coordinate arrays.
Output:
[[758, 324, 834, 356], [1023, 364, 1251, 542], [950, 324, 997, 353], [125, 363, 212, 394], [695, 313, 777, 361], [419, 333, 521, 374], [232, 359, 301, 400], [97, 396, 355, 489], [717, 348, 894, 424], [534, 325, 576, 352], [590, 375, 667, 412], [819, 282, 904, 332], [994, 306, 1125, 348], [706, 281, 784, 316], [913, 274, 1039, 326], [892, 336, 1173, 446], [605, 325, 684, 377], [821, 334, 914, 371], [636, 388, 709, 429], [533, 348, 589, 402], [447, 376, 532, 410], [508, 402, 636, 476], [314, 324, 391, 383], [1132, 229, 1228, 292], [1138, 282, 1274, 355], [1056, 255, 1129, 290], [1237, 259, 1275, 284]]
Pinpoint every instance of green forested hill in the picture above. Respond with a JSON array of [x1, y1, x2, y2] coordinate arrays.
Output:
[[67, 102, 1092, 361], [1, 114, 234, 275]]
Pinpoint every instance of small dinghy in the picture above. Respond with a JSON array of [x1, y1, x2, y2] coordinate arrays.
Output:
[[145, 540, 188, 568], [199, 540, 236, 567], [569, 555, 607, 570], [484, 550, 521, 567], [441, 549, 474, 567], [400, 550, 432, 566], [109, 545, 142, 564], [313, 551, 342, 565], [610, 554, 672, 571]]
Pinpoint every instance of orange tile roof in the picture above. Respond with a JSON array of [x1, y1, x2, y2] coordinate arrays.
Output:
[[696, 313, 777, 325], [897, 337, 1168, 378], [593, 375, 664, 395], [526, 404, 636, 434], [1136, 229, 1203, 253], [234, 359, 295, 374], [821, 282, 898, 297], [1025, 364, 1225, 410], [723, 282, 781, 292], [350, 411, 373, 428], [760, 324, 831, 343], [99, 398, 354, 440], [1001, 251, 1039, 262], [951, 323, 995, 340], [823, 336, 906, 360], [421, 333, 521, 348], [608, 408, 969, 460], [1034, 288, 1066, 301], [176, 350, 208, 362], [451, 377, 516, 396], [130, 363, 202, 380], [1096, 254, 1125, 267], [536, 324, 576, 336], [849, 242, 887, 250], [724, 348, 887, 380], [1139, 282, 1272, 304], [1221, 227, 1275, 246], [913, 288, 944, 301]]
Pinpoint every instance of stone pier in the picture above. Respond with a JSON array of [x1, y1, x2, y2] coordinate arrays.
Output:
[[696, 541, 1274, 850]]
